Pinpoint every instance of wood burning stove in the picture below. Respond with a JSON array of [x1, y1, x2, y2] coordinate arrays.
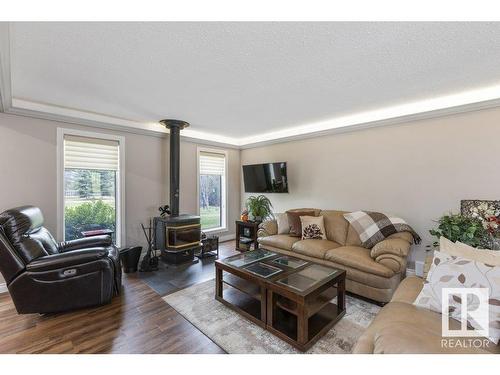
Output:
[[154, 215, 201, 264], [153, 119, 201, 264]]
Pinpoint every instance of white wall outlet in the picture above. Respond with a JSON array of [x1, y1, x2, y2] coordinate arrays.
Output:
[[415, 260, 425, 277]]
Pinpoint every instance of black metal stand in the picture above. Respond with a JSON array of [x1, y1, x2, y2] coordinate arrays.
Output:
[[139, 219, 159, 272], [196, 233, 219, 259]]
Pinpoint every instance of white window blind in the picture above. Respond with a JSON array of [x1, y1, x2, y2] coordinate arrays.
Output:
[[199, 151, 225, 175], [64, 135, 120, 171]]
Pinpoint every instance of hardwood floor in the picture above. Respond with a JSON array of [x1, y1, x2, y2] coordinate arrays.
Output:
[[0, 241, 241, 354]]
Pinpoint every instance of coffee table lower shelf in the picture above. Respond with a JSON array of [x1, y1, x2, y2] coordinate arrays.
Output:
[[216, 271, 267, 328], [267, 297, 346, 351]]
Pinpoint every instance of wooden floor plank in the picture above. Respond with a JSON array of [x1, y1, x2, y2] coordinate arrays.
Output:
[[0, 241, 240, 354], [0, 271, 225, 354]]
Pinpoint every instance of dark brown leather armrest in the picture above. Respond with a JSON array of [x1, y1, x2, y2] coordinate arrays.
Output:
[[58, 235, 112, 252], [27, 248, 109, 272]]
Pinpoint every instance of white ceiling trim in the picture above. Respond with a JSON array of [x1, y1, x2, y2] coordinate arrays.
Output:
[[238, 85, 500, 148], [2, 25, 500, 149]]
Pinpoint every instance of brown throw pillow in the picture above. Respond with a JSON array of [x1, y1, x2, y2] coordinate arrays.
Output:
[[286, 210, 316, 237]]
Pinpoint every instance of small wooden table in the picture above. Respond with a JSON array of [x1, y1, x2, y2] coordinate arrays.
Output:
[[215, 249, 346, 351], [235, 220, 260, 252]]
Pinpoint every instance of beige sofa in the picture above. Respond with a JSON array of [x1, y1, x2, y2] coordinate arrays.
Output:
[[257, 209, 414, 303], [354, 276, 499, 353]]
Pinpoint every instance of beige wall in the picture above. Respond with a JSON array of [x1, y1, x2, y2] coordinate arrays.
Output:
[[241, 107, 500, 264], [0, 113, 167, 255], [0, 113, 240, 284]]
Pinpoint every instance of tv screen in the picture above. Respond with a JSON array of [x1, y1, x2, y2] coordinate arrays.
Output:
[[243, 162, 288, 193]]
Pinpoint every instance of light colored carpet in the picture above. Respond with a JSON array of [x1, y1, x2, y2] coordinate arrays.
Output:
[[163, 279, 380, 354]]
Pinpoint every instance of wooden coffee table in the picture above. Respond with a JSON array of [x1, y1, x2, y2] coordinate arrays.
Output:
[[215, 249, 346, 351]]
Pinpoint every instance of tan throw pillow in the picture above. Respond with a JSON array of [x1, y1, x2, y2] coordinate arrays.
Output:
[[275, 213, 290, 235], [300, 216, 326, 240], [439, 236, 500, 266], [286, 210, 316, 237], [414, 250, 500, 344]]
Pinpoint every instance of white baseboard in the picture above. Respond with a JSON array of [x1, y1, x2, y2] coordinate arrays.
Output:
[[0, 282, 7, 294], [219, 234, 236, 242]]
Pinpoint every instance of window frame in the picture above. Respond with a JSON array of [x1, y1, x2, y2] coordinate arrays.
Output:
[[196, 146, 228, 234], [57, 128, 126, 247]]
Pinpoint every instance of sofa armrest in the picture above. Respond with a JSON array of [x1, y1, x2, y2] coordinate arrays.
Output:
[[58, 235, 112, 252], [27, 248, 109, 272], [374, 253, 407, 273], [257, 220, 278, 237], [371, 237, 411, 273], [371, 237, 411, 258]]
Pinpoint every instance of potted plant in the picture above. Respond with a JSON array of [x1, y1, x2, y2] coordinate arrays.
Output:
[[245, 195, 273, 222], [429, 213, 489, 248]]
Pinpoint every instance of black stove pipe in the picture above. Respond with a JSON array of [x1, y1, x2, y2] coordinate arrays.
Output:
[[159, 119, 190, 217]]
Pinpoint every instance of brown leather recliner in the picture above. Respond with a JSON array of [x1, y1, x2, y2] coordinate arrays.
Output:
[[0, 206, 121, 314]]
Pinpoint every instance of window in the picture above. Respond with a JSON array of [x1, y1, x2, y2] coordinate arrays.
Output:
[[198, 149, 227, 231], [58, 129, 124, 246]]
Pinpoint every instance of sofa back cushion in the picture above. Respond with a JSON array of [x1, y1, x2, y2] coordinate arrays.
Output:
[[275, 213, 290, 234], [346, 224, 363, 246], [286, 209, 317, 237], [320, 210, 349, 245]]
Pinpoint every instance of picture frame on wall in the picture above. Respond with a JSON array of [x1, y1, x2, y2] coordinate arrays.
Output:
[[460, 199, 500, 220]]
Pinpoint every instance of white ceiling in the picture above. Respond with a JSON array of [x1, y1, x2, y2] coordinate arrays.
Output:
[[4, 22, 500, 146]]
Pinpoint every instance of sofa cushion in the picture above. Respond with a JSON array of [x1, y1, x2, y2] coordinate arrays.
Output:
[[292, 239, 340, 258], [345, 224, 362, 246], [258, 235, 300, 251], [286, 210, 317, 237], [319, 210, 349, 245], [325, 246, 394, 278], [354, 276, 500, 354], [373, 322, 494, 354], [354, 300, 499, 354], [275, 213, 290, 234], [390, 276, 423, 304]]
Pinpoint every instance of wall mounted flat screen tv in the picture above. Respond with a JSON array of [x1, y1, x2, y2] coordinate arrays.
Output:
[[243, 162, 288, 193]]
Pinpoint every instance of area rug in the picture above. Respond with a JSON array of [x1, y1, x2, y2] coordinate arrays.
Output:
[[163, 279, 380, 354]]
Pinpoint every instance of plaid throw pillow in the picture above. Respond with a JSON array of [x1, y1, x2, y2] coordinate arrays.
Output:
[[343, 211, 421, 248]]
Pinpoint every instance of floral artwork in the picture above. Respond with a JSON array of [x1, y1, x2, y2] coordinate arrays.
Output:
[[461, 200, 500, 235]]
